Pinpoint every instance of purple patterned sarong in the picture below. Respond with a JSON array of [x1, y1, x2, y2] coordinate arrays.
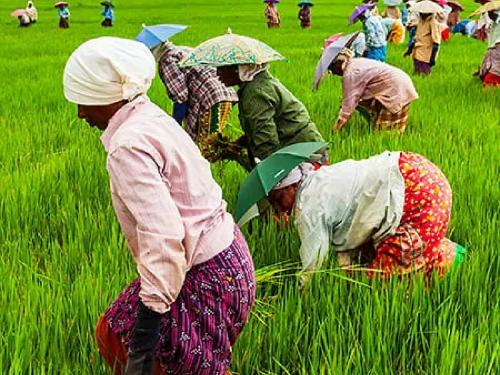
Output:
[[104, 226, 255, 375], [413, 59, 432, 75]]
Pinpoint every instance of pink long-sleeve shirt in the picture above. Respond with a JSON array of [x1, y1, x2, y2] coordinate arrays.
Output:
[[101, 97, 234, 314], [338, 58, 419, 125]]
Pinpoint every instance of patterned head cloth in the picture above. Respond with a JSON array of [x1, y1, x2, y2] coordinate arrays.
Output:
[[63, 37, 156, 106], [238, 63, 268, 82], [333, 48, 354, 71]]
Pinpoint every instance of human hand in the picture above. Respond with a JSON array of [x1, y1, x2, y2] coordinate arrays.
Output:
[[333, 120, 344, 132]]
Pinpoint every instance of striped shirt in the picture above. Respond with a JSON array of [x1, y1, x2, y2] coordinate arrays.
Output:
[[101, 97, 235, 314]]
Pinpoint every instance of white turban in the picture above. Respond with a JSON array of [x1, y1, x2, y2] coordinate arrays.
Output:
[[272, 163, 315, 191], [63, 37, 156, 106]]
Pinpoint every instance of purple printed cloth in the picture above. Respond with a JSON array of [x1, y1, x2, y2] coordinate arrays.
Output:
[[104, 226, 256, 375], [413, 59, 433, 75]]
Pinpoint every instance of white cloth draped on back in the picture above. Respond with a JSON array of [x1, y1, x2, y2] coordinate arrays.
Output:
[[293, 151, 405, 273]]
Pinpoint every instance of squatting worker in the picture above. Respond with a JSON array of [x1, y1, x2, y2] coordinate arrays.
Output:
[[217, 63, 326, 169], [329, 49, 418, 134], [153, 42, 241, 164], [478, 9, 500, 86], [267, 151, 466, 284], [474, 0, 493, 41], [63, 37, 255, 375]]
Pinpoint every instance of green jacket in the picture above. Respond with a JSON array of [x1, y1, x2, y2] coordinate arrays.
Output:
[[238, 70, 324, 163]]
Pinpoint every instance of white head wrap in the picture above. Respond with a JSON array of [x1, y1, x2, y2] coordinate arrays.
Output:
[[272, 163, 315, 191], [238, 63, 268, 82], [63, 37, 156, 106]]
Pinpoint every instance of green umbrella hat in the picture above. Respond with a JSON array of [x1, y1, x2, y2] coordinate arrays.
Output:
[[234, 142, 327, 224]]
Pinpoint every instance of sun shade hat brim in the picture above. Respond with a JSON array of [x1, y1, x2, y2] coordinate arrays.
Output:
[[470, 1, 500, 16], [234, 142, 328, 225], [179, 29, 285, 68], [349, 4, 375, 24], [312, 32, 360, 91], [135, 24, 188, 49]]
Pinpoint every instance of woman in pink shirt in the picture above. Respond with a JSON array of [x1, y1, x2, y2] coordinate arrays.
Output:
[[325, 49, 418, 134], [63, 37, 255, 375]]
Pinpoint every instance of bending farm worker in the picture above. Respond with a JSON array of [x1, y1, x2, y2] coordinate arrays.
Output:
[[382, 17, 406, 44], [474, 0, 493, 41], [298, 1, 314, 29], [318, 47, 418, 134], [54, 2, 70, 29], [264, 0, 281, 28], [383, 0, 402, 20], [404, 2, 443, 75], [26, 1, 38, 23], [15, 11, 31, 27], [180, 30, 327, 174], [478, 8, 500, 86], [100, 1, 114, 27], [217, 64, 325, 168], [433, 1, 452, 42], [351, 4, 389, 62], [447, 1, 464, 28], [63, 37, 255, 375], [155, 43, 240, 163], [266, 151, 465, 284]]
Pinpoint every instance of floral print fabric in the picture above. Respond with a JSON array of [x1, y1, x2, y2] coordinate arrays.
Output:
[[368, 152, 459, 276]]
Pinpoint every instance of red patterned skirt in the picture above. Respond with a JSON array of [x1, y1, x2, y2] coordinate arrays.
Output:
[[483, 72, 500, 87], [367, 152, 461, 277], [96, 226, 255, 374]]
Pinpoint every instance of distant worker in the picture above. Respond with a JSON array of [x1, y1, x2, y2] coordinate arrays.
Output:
[[474, 0, 493, 41], [447, 1, 464, 29], [432, 0, 452, 41], [264, 0, 281, 28], [26, 1, 38, 23], [100, 1, 114, 27], [265, 151, 466, 283], [18, 13, 31, 27], [404, 1, 443, 75], [478, 8, 500, 86], [383, 0, 402, 20], [405, 1, 419, 47], [323, 50, 418, 134], [54, 2, 70, 29], [351, 3, 389, 62], [452, 19, 478, 37], [298, 1, 314, 29], [382, 17, 406, 44]]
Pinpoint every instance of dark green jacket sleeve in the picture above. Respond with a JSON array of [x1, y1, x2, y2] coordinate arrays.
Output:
[[239, 89, 281, 160]]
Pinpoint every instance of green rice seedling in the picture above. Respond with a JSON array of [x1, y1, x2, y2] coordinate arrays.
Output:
[[0, 0, 498, 374]]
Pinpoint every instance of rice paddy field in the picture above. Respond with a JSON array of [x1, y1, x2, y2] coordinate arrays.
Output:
[[1, 0, 499, 373]]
